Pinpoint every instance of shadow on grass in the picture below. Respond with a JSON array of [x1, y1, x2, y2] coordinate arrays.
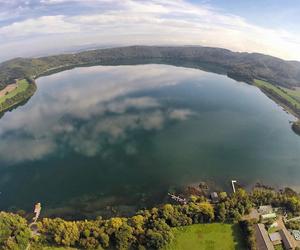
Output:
[[231, 224, 248, 250]]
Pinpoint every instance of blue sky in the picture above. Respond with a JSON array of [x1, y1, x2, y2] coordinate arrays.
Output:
[[198, 0, 300, 31], [0, 0, 299, 62]]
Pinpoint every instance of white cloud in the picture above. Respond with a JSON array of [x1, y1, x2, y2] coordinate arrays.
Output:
[[0, 15, 79, 37], [0, 0, 299, 61]]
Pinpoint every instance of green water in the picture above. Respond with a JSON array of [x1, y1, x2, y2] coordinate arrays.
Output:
[[0, 64, 299, 218]]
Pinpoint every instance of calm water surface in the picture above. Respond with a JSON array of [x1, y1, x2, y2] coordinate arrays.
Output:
[[0, 64, 299, 218]]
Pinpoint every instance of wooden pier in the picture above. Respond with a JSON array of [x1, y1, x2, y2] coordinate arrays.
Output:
[[168, 193, 187, 205]]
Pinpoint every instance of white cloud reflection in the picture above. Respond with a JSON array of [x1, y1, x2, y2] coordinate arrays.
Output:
[[169, 109, 194, 121], [0, 65, 197, 164]]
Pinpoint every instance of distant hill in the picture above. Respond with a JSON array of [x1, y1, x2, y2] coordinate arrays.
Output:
[[1, 45, 300, 89]]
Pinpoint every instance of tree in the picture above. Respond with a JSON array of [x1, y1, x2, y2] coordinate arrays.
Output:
[[77, 220, 109, 249], [188, 202, 214, 223], [287, 197, 300, 213], [0, 212, 31, 250], [39, 218, 79, 247], [130, 215, 145, 235], [145, 219, 173, 249], [219, 192, 227, 201], [216, 203, 226, 222], [239, 220, 256, 250], [198, 202, 214, 222], [109, 217, 123, 230], [114, 223, 136, 250]]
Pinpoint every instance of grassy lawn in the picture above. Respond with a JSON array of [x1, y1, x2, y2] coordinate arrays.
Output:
[[0, 79, 29, 104], [281, 86, 300, 103], [274, 244, 284, 250], [164, 223, 247, 250], [254, 79, 300, 108], [268, 227, 278, 234]]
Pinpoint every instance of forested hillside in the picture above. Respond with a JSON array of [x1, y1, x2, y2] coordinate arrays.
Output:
[[1, 46, 300, 89]]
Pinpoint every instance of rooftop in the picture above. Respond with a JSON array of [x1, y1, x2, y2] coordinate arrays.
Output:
[[261, 213, 277, 220], [292, 230, 300, 241], [254, 224, 275, 250], [269, 232, 281, 242], [258, 205, 273, 215], [279, 229, 294, 250]]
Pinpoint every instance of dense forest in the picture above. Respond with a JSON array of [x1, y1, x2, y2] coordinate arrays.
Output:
[[1, 46, 300, 90], [2, 187, 300, 250]]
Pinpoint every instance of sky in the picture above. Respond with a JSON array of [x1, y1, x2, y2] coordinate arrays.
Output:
[[0, 0, 300, 62]]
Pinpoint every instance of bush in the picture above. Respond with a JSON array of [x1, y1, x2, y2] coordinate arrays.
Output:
[[38, 218, 79, 247], [0, 212, 31, 250], [239, 220, 256, 250]]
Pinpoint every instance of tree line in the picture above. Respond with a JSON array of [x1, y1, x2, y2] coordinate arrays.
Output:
[[1, 187, 300, 249], [1, 46, 300, 90]]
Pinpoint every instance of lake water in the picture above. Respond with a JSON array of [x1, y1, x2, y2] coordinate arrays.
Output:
[[0, 64, 300, 219]]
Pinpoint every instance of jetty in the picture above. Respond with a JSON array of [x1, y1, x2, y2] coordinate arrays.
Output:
[[231, 180, 237, 193], [168, 193, 187, 204]]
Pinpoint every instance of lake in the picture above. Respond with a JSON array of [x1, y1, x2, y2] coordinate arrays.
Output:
[[0, 64, 299, 219]]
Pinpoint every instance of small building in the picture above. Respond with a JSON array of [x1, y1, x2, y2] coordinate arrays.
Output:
[[254, 224, 275, 250], [261, 213, 277, 220], [210, 192, 219, 203], [269, 232, 281, 245], [279, 229, 294, 250], [292, 230, 300, 241], [258, 205, 276, 222], [258, 205, 273, 215]]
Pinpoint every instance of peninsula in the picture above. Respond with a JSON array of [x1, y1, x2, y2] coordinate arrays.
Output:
[[0, 78, 36, 113]]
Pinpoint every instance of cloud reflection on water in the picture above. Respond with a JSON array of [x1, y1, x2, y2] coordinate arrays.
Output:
[[0, 65, 199, 164]]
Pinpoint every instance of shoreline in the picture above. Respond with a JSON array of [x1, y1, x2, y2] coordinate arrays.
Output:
[[0, 78, 37, 114], [3, 179, 296, 221], [253, 79, 300, 136], [1, 62, 300, 128], [2, 182, 300, 249]]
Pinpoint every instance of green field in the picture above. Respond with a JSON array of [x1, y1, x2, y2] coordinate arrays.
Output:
[[164, 223, 246, 250], [274, 244, 284, 250], [0, 79, 29, 104], [254, 79, 300, 108], [281, 86, 300, 103]]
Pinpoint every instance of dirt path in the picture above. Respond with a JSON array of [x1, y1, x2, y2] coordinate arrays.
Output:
[[0, 83, 17, 98]]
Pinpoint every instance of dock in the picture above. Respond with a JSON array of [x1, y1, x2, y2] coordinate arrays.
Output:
[[168, 193, 187, 204]]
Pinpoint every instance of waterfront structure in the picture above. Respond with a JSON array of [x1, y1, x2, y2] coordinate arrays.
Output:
[[279, 229, 294, 250], [231, 180, 237, 193], [292, 230, 300, 241], [269, 232, 281, 246], [210, 192, 219, 203], [33, 202, 41, 223], [254, 224, 275, 250]]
